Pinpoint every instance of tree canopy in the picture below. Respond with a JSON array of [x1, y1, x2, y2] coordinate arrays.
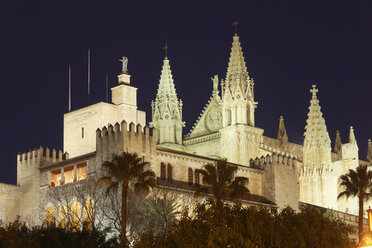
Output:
[[134, 203, 356, 248]]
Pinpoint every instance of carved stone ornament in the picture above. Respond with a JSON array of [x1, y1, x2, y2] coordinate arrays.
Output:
[[205, 107, 222, 132]]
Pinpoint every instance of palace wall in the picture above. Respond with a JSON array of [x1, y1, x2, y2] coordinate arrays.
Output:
[[0, 183, 21, 224]]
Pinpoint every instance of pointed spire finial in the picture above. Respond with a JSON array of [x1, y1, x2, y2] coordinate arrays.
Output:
[[277, 115, 288, 142], [349, 126, 357, 144], [163, 41, 169, 59], [233, 20, 239, 36], [333, 130, 342, 153]]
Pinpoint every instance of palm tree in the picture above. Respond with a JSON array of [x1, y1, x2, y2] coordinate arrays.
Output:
[[96, 151, 156, 248], [130, 192, 180, 237], [196, 159, 250, 209], [338, 164, 372, 241]]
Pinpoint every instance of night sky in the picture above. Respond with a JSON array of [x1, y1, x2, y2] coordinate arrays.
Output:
[[0, 0, 371, 185]]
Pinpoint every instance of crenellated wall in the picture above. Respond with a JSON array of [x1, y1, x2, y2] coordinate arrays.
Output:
[[96, 120, 156, 161], [16, 147, 68, 225], [250, 153, 299, 210]]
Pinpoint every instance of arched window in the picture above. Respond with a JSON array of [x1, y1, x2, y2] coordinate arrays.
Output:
[[57, 204, 68, 229], [194, 170, 200, 186], [83, 198, 95, 230], [160, 163, 166, 180], [45, 206, 55, 227], [70, 201, 81, 232], [188, 168, 193, 185], [167, 164, 173, 182]]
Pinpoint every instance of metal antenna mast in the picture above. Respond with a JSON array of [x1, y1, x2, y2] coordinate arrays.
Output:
[[68, 64, 71, 111], [106, 73, 108, 102], [88, 47, 91, 105]]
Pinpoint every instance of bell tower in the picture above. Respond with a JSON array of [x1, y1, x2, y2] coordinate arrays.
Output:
[[220, 28, 263, 165]]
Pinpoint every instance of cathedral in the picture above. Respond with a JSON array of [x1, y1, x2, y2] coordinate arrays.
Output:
[[0, 31, 371, 229]]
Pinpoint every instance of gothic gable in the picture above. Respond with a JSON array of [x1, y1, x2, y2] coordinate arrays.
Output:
[[184, 96, 222, 139]]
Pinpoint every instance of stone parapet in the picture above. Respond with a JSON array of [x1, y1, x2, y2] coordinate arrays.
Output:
[[96, 120, 156, 156]]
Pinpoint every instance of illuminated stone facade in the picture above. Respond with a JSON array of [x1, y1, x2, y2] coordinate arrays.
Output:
[[0, 32, 371, 230]]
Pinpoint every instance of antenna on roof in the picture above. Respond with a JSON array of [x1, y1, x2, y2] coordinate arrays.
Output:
[[106, 73, 108, 102], [88, 47, 91, 105], [68, 64, 71, 112]]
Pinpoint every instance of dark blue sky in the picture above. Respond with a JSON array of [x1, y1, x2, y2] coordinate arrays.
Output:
[[0, 0, 371, 184]]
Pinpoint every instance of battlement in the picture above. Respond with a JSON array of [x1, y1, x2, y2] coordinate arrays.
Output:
[[250, 153, 297, 169], [96, 120, 156, 156], [18, 147, 69, 167]]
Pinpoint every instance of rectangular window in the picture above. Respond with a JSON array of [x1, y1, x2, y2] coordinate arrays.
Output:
[[76, 161, 87, 181], [63, 165, 74, 184], [50, 168, 62, 187], [82, 127, 84, 138], [167, 164, 172, 182]]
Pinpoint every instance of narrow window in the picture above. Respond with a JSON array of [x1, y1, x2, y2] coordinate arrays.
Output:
[[194, 170, 200, 186], [160, 163, 166, 180], [167, 164, 172, 182], [82, 127, 84, 138], [188, 168, 193, 185]]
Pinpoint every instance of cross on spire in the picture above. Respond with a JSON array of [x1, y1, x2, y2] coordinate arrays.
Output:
[[310, 85, 318, 98], [233, 20, 239, 35], [163, 42, 169, 59]]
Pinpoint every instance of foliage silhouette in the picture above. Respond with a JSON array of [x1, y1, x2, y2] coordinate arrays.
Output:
[[196, 159, 250, 208], [134, 203, 356, 248], [338, 164, 372, 241]]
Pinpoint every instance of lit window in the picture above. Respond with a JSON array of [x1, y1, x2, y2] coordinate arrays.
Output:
[[76, 162, 87, 180], [50, 168, 62, 187], [70, 201, 81, 232], [45, 206, 55, 227], [57, 204, 68, 229], [83, 198, 94, 230], [63, 165, 74, 184]]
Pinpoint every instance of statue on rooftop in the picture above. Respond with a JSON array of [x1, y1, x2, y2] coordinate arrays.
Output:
[[119, 56, 128, 73]]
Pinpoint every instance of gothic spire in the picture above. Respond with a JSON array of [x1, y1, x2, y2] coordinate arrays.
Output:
[[367, 139, 372, 163], [333, 130, 342, 154], [154, 58, 179, 104], [151, 55, 184, 145], [225, 34, 250, 92], [303, 85, 331, 167], [222, 33, 256, 127], [277, 116, 288, 142]]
